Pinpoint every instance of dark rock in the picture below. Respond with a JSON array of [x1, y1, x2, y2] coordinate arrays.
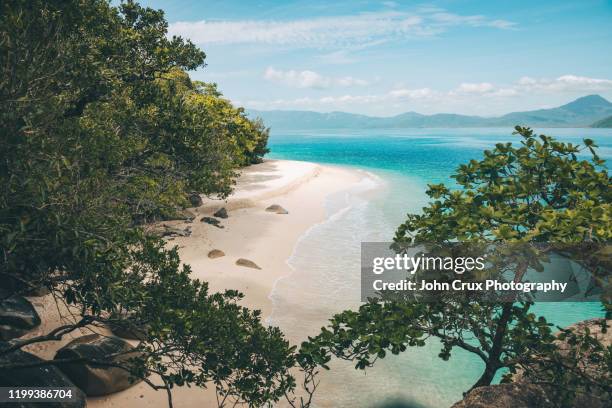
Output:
[[213, 207, 228, 219], [265, 204, 288, 214], [201, 217, 223, 228], [2, 277, 50, 297], [109, 314, 149, 341], [0, 348, 86, 407], [156, 225, 191, 238], [235, 258, 261, 270], [208, 249, 225, 259], [24, 286, 51, 297], [188, 193, 203, 207], [451, 383, 553, 408], [54, 334, 143, 397], [0, 291, 41, 341], [110, 324, 147, 341], [177, 209, 196, 221]]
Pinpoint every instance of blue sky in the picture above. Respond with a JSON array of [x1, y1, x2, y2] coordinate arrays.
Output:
[[141, 0, 612, 116]]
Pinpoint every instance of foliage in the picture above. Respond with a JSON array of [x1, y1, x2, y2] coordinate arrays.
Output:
[[299, 127, 611, 406], [1, 1, 288, 407]]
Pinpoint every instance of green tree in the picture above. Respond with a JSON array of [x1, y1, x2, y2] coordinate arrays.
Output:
[[1, 1, 294, 407], [299, 127, 611, 405]]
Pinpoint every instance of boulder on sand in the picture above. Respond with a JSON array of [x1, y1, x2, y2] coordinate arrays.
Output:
[[208, 249, 225, 259], [54, 334, 143, 397], [213, 207, 228, 219], [150, 224, 191, 238], [0, 349, 86, 408], [201, 217, 223, 228], [235, 258, 261, 270], [188, 193, 203, 207], [0, 290, 41, 341], [265, 204, 288, 214], [109, 314, 148, 341], [176, 209, 196, 221]]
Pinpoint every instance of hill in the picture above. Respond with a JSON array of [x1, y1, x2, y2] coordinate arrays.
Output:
[[591, 115, 612, 128], [249, 95, 612, 130]]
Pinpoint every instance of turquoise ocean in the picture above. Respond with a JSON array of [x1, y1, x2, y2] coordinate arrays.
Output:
[[265, 128, 611, 408]]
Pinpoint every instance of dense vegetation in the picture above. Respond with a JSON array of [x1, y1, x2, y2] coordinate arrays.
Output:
[[0, 1, 288, 407], [1, 1, 609, 407], [298, 127, 611, 406]]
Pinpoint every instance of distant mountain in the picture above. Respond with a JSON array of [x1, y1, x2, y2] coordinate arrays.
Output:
[[248, 95, 612, 130], [490, 95, 612, 127], [591, 115, 612, 128]]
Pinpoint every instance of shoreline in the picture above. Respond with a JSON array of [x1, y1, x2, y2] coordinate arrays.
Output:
[[87, 159, 368, 407], [177, 159, 367, 320]]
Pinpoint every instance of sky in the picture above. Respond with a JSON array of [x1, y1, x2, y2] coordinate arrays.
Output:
[[140, 0, 612, 116]]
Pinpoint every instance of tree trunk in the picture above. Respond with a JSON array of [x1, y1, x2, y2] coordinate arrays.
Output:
[[471, 360, 500, 390], [468, 302, 514, 392]]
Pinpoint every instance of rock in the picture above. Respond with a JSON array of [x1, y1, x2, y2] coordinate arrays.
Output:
[[208, 249, 225, 259], [3, 276, 50, 297], [559, 318, 611, 347], [146, 219, 194, 238], [201, 217, 223, 228], [514, 318, 611, 407], [189, 193, 203, 207], [177, 209, 196, 221], [451, 383, 553, 408], [155, 225, 191, 238], [0, 348, 86, 407], [111, 324, 147, 341], [0, 291, 41, 341], [54, 334, 143, 397], [265, 204, 288, 214], [24, 286, 51, 297], [213, 207, 228, 219], [236, 258, 261, 270], [109, 314, 148, 341]]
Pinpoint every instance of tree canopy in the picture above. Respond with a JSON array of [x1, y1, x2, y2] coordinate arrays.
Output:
[[1, 1, 286, 406], [298, 127, 611, 406]]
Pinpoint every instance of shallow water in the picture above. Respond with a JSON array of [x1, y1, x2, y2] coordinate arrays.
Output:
[[266, 128, 611, 407]]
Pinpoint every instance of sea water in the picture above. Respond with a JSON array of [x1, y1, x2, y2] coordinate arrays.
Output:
[[266, 128, 611, 408]]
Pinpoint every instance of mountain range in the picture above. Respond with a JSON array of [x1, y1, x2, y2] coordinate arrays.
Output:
[[249, 95, 612, 130]]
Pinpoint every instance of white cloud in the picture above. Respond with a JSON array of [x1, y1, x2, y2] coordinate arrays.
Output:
[[244, 74, 612, 114], [382, 1, 399, 8], [264, 67, 369, 89], [388, 88, 437, 99], [516, 75, 612, 92], [247, 87, 437, 110], [429, 13, 517, 29], [264, 67, 329, 89], [169, 10, 516, 49], [449, 75, 612, 98], [337, 76, 370, 87], [452, 82, 495, 94]]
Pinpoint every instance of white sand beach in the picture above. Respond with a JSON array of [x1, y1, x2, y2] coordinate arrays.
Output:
[[165, 159, 363, 319], [80, 159, 364, 407]]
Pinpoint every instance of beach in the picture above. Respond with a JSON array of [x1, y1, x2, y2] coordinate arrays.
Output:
[[83, 159, 365, 407], [22, 138, 609, 408], [174, 159, 364, 320]]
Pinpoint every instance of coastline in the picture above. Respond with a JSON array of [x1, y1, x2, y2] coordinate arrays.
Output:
[[175, 159, 365, 319], [87, 159, 366, 407]]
